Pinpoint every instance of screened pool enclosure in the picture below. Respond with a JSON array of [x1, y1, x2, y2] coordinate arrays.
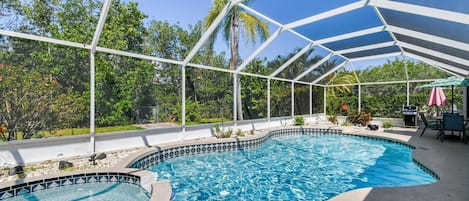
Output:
[[1, 0, 468, 155]]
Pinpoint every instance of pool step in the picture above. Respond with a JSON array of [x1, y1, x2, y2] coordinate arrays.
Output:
[[150, 180, 172, 201]]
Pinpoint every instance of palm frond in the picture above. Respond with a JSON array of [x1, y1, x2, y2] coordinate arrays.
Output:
[[238, 11, 269, 44]]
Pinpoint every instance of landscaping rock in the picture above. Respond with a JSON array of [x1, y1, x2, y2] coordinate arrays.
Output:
[[95, 153, 107, 160], [58, 161, 73, 170], [368, 120, 383, 131], [8, 166, 24, 176]]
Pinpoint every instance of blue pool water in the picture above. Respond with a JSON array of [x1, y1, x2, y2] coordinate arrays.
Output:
[[149, 135, 436, 201], [4, 182, 149, 201]]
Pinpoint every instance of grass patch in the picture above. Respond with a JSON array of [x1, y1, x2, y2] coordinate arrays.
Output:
[[176, 118, 232, 125], [38, 125, 144, 138]]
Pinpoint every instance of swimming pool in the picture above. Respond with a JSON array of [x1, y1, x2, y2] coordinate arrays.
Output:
[[2, 182, 149, 201], [149, 134, 436, 201]]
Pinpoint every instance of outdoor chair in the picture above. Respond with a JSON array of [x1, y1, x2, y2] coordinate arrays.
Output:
[[440, 113, 466, 142], [419, 112, 440, 136]]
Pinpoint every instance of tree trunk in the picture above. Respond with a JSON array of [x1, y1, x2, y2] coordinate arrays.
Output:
[[230, 11, 243, 120]]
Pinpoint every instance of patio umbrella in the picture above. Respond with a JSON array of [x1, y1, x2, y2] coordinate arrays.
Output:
[[419, 76, 469, 113], [427, 87, 448, 116]]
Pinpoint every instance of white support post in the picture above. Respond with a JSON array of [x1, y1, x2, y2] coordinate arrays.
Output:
[[309, 84, 313, 117], [406, 82, 410, 106], [358, 84, 362, 112], [233, 74, 237, 126], [404, 56, 410, 106], [181, 66, 186, 139], [323, 87, 327, 115], [89, 52, 96, 155], [89, 0, 112, 156], [267, 79, 271, 122], [291, 82, 295, 118]]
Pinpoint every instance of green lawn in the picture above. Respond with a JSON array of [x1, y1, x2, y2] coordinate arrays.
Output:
[[178, 118, 232, 125], [37, 125, 144, 138]]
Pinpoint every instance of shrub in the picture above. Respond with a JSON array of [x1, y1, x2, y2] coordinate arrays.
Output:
[[347, 112, 372, 126], [223, 128, 233, 138], [383, 121, 394, 128], [341, 121, 352, 126], [172, 100, 202, 123], [235, 129, 244, 137], [294, 116, 305, 126], [328, 115, 338, 124]]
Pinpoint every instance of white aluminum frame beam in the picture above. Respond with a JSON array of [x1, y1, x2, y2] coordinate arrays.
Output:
[[327, 79, 438, 87], [372, 6, 404, 53], [293, 53, 334, 81], [311, 61, 348, 84], [335, 41, 395, 54], [284, 0, 368, 29], [182, 0, 242, 65], [398, 42, 469, 67], [349, 63, 361, 83], [316, 26, 385, 44], [0, 29, 185, 66], [386, 25, 469, 52], [404, 52, 467, 76], [369, 0, 469, 25], [268, 42, 315, 78], [0, 29, 90, 49], [349, 52, 402, 62], [291, 82, 295, 118], [236, 27, 284, 73]]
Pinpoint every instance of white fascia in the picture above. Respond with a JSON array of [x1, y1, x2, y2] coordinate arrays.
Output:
[[387, 25, 469, 52], [369, 0, 469, 25], [284, 0, 368, 30], [335, 41, 395, 54], [404, 52, 468, 76], [183, 0, 243, 66], [311, 61, 348, 84], [349, 52, 402, 62], [293, 53, 334, 81], [90, 0, 112, 52], [398, 41, 469, 68]]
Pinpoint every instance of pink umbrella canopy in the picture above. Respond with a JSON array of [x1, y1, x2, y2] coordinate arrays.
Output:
[[427, 87, 448, 106]]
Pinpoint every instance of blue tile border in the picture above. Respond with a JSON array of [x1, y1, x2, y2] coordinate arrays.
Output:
[[0, 172, 144, 200], [129, 127, 439, 180]]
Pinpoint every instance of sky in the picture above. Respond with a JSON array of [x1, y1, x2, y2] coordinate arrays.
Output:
[[125, 0, 398, 71]]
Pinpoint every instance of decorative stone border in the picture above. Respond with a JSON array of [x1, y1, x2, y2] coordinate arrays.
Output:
[[0, 168, 155, 200], [128, 127, 438, 181]]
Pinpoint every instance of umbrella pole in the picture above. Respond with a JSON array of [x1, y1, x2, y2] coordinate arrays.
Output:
[[452, 85, 454, 113]]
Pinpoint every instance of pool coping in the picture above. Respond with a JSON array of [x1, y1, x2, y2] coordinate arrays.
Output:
[[119, 125, 446, 201]]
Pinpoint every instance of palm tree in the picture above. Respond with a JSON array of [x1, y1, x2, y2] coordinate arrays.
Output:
[[204, 0, 269, 120], [325, 71, 357, 97]]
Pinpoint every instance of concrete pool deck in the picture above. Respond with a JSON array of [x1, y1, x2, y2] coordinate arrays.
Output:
[[329, 126, 469, 201]]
